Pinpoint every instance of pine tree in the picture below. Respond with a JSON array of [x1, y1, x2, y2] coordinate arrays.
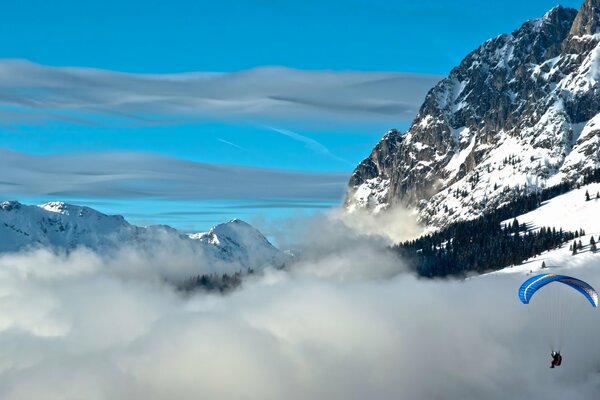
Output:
[[578, 240, 583, 250], [586, 190, 590, 201], [542, 261, 547, 269], [572, 241, 578, 255]]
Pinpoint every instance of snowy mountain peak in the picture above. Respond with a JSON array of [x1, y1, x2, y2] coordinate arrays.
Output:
[[531, 5, 573, 31], [0, 201, 134, 252], [37, 201, 129, 225], [346, 0, 600, 229], [199, 219, 271, 249], [190, 219, 288, 268], [1, 201, 22, 211], [543, 5, 569, 20], [39, 201, 86, 216]]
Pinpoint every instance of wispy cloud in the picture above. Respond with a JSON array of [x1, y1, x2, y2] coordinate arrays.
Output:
[[0, 148, 348, 202], [266, 126, 353, 166], [227, 202, 336, 209], [216, 138, 246, 151], [0, 59, 442, 128]]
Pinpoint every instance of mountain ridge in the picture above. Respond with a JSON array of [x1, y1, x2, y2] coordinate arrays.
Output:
[[0, 200, 288, 270]]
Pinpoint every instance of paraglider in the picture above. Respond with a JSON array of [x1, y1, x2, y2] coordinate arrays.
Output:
[[518, 273, 598, 368], [518, 273, 598, 307]]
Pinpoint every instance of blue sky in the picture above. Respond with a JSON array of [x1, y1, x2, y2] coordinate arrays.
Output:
[[0, 0, 582, 73], [0, 0, 584, 233]]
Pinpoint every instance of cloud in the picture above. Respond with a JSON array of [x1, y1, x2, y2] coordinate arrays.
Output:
[[216, 138, 246, 151], [262, 206, 421, 281], [0, 148, 348, 202], [0, 59, 442, 128], [228, 202, 336, 209], [266, 126, 353, 166], [0, 225, 600, 399], [334, 206, 425, 244]]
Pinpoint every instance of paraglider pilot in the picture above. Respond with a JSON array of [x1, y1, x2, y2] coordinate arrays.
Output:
[[518, 274, 598, 370], [550, 351, 562, 368]]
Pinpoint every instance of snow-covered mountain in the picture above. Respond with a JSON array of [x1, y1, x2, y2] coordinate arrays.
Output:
[[189, 219, 289, 268], [346, 0, 600, 229], [0, 201, 136, 252], [0, 200, 287, 269]]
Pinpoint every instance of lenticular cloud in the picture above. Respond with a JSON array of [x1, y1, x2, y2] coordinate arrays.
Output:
[[0, 59, 441, 127]]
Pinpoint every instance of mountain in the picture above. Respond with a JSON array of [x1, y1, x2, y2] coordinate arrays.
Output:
[[0, 200, 287, 270], [189, 219, 289, 268], [0, 201, 136, 252], [346, 0, 600, 229]]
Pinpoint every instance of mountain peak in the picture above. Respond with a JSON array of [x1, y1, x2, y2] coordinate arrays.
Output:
[[189, 218, 288, 267], [543, 5, 566, 19], [190, 219, 261, 244], [37, 201, 121, 221], [539, 5, 574, 25], [569, 0, 600, 37], [209, 218, 263, 240], [1, 201, 22, 211], [38, 201, 76, 214]]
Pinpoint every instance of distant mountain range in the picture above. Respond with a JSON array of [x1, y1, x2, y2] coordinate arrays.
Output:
[[346, 0, 600, 229], [0, 200, 288, 270]]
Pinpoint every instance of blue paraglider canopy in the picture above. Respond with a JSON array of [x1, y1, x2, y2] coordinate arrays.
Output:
[[519, 273, 599, 307]]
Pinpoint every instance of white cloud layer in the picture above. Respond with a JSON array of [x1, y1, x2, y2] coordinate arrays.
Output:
[[0, 59, 442, 127], [0, 210, 599, 399]]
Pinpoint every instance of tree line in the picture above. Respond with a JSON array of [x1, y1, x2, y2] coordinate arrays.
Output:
[[393, 168, 600, 278], [179, 269, 255, 293]]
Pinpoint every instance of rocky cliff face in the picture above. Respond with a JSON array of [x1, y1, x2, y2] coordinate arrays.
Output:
[[569, 0, 600, 37], [346, 0, 600, 228]]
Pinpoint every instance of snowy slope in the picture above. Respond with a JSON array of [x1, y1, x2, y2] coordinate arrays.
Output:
[[0, 200, 287, 270], [494, 183, 600, 275]]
